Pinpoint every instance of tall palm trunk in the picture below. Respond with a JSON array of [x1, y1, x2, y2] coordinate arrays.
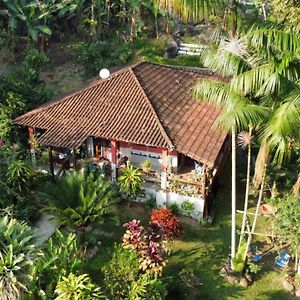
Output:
[[155, 14, 159, 39], [239, 126, 252, 248], [91, 1, 97, 39], [231, 0, 238, 36], [244, 156, 268, 261], [231, 128, 236, 268]]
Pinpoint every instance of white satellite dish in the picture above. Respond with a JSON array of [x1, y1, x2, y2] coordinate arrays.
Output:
[[99, 68, 110, 79]]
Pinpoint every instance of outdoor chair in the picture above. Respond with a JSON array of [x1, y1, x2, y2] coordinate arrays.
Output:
[[274, 251, 290, 270], [251, 245, 263, 262]]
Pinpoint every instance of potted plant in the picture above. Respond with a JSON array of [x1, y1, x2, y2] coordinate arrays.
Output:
[[141, 159, 151, 173]]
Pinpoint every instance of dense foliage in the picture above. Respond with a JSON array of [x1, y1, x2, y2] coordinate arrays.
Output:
[[118, 165, 143, 202], [0, 216, 39, 300], [40, 172, 117, 232], [74, 41, 132, 76], [102, 244, 140, 298], [102, 244, 167, 299], [32, 230, 82, 298], [1, 0, 300, 298], [272, 195, 300, 272], [55, 273, 105, 300]]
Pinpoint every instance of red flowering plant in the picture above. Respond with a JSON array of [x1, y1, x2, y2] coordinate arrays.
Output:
[[150, 208, 183, 239]]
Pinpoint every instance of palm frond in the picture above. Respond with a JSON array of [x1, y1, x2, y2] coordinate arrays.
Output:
[[230, 63, 276, 95], [200, 38, 251, 76], [193, 80, 270, 133], [247, 27, 300, 54], [262, 90, 300, 164]]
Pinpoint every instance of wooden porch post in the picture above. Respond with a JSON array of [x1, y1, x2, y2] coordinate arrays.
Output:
[[71, 149, 77, 169], [48, 146, 55, 178], [111, 140, 117, 181], [161, 149, 168, 189], [202, 165, 209, 217], [28, 127, 36, 166]]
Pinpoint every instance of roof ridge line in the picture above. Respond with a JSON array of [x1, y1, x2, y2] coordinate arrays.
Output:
[[128, 66, 174, 150], [14, 66, 132, 123], [140, 60, 216, 75]]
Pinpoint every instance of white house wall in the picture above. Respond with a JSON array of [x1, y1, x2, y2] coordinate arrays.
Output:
[[119, 146, 177, 173], [156, 191, 204, 220]]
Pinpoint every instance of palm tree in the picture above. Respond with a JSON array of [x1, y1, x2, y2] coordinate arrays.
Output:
[[40, 172, 117, 233], [0, 216, 39, 300], [55, 273, 105, 300], [193, 78, 268, 267], [229, 27, 300, 258]]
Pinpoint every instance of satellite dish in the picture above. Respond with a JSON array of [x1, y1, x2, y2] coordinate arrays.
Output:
[[99, 68, 110, 79]]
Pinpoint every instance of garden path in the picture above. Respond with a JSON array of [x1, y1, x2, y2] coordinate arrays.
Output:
[[35, 213, 58, 244]]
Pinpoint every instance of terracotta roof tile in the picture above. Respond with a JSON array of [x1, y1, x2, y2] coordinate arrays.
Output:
[[15, 61, 227, 168]]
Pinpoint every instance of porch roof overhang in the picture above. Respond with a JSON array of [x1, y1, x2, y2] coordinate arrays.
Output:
[[37, 127, 88, 149]]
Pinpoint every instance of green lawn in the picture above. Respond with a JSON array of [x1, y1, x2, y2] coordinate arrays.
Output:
[[82, 159, 292, 299]]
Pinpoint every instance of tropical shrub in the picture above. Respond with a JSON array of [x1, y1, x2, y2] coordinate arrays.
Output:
[[0, 216, 39, 300], [150, 208, 183, 239], [181, 200, 194, 217], [40, 172, 117, 232], [32, 230, 82, 297], [167, 203, 180, 216], [122, 219, 168, 276], [6, 159, 31, 194], [141, 159, 151, 173], [118, 165, 143, 202], [102, 244, 167, 299], [122, 219, 146, 251], [74, 41, 132, 76], [55, 273, 105, 300], [139, 240, 168, 276], [102, 245, 140, 298], [271, 195, 300, 273], [128, 274, 167, 300], [232, 241, 247, 273]]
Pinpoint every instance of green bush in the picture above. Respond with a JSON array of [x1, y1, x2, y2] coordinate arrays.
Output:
[[102, 245, 140, 298], [102, 244, 167, 299], [32, 230, 82, 298], [55, 273, 105, 300], [0, 216, 39, 300], [74, 41, 132, 77], [40, 172, 118, 233], [232, 241, 247, 273], [168, 203, 181, 216], [181, 200, 194, 217]]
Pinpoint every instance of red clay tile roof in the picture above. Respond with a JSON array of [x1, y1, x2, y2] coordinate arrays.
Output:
[[15, 61, 227, 168]]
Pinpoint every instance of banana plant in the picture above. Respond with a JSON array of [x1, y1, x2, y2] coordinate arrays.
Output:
[[3, 0, 52, 45]]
